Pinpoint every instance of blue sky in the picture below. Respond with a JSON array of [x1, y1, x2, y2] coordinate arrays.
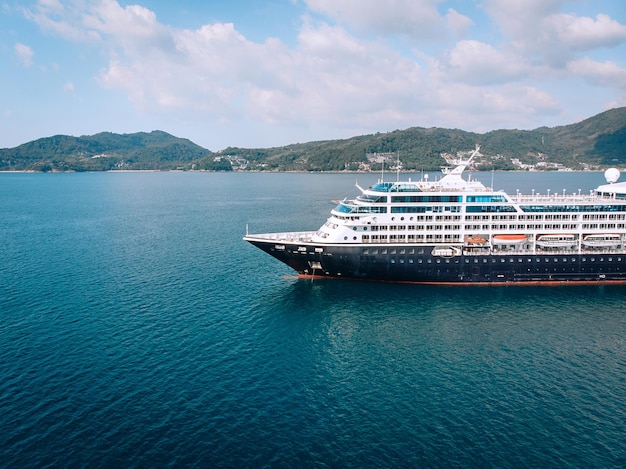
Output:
[[2, 0, 626, 151]]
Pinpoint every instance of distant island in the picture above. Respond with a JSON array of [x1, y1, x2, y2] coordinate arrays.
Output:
[[1, 107, 625, 172]]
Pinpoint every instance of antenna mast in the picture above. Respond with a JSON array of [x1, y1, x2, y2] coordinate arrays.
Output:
[[396, 151, 400, 181]]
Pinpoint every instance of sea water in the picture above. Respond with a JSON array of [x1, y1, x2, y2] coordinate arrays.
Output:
[[1, 171, 625, 467]]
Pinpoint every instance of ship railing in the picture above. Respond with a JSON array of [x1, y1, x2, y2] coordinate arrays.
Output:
[[509, 192, 612, 203], [246, 231, 315, 242], [464, 247, 626, 256]]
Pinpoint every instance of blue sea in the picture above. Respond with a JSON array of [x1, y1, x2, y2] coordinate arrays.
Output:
[[1, 171, 625, 468]]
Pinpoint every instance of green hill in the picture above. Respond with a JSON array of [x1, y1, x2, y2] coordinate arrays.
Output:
[[1, 108, 626, 171], [0, 131, 211, 171], [224, 107, 626, 171]]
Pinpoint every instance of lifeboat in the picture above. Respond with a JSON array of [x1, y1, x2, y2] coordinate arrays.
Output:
[[536, 234, 577, 248], [465, 235, 487, 245], [582, 234, 621, 248], [492, 234, 527, 245]]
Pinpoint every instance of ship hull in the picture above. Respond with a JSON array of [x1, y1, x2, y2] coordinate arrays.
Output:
[[245, 238, 626, 285]]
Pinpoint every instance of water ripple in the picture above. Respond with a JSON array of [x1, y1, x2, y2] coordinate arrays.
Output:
[[1, 173, 626, 467]]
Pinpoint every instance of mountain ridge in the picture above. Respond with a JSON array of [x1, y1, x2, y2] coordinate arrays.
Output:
[[2, 108, 626, 171]]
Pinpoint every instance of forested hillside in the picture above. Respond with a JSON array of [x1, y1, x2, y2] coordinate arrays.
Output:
[[1, 108, 625, 172], [0, 131, 211, 171], [225, 107, 626, 171]]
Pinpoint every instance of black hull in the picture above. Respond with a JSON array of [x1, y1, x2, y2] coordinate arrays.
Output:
[[246, 239, 626, 285]]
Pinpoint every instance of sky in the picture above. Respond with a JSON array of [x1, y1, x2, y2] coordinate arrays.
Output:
[[2, 0, 626, 151]]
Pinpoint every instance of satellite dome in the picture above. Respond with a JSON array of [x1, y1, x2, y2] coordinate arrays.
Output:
[[605, 168, 621, 184]]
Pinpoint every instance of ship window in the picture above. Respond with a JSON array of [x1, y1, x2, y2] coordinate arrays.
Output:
[[371, 182, 394, 192], [467, 195, 507, 203], [335, 203, 354, 213], [392, 183, 421, 192], [392, 206, 430, 213], [391, 195, 462, 203], [357, 194, 387, 203], [466, 205, 516, 213]]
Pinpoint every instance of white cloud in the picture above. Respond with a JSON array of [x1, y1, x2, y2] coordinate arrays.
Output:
[[18, 0, 626, 148], [304, 0, 471, 40], [547, 13, 626, 51], [445, 8, 474, 37], [14, 42, 34, 67], [482, 1, 626, 67], [426, 82, 560, 130], [24, 0, 99, 42], [568, 58, 626, 88], [437, 40, 528, 85], [481, 0, 564, 41]]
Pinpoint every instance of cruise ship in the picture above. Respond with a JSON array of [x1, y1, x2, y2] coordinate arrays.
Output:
[[244, 148, 626, 285]]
